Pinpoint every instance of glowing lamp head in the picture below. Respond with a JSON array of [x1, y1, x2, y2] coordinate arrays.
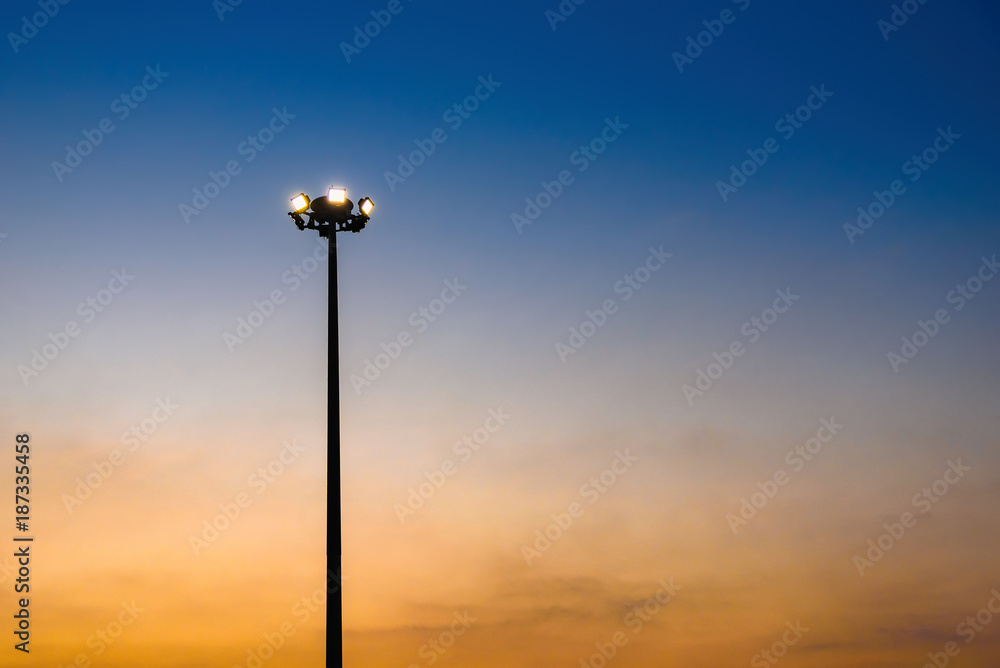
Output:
[[328, 187, 347, 204], [290, 193, 310, 212], [359, 197, 374, 216]]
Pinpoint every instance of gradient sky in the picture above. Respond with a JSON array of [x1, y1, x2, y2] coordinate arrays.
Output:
[[2, 1, 1000, 666]]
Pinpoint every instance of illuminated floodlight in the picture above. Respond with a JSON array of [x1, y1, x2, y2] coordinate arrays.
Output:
[[328, 187, 347, 203], [359, 197, 374, 215], [290, 193, 310, 212]]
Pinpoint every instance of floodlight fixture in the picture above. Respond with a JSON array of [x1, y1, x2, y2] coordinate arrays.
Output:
[[287, 186, 375, 236]]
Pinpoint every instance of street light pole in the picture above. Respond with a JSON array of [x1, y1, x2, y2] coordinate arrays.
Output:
[[329, 230, 342, 668], [287, 187, 374, 668]]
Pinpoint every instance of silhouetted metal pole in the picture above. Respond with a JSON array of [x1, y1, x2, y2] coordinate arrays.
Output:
[[286, 187, 373, 668], [329, 232, 342, 667]]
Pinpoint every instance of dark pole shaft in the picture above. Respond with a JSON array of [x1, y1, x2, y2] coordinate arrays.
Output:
[[328, 234, 342, 667]]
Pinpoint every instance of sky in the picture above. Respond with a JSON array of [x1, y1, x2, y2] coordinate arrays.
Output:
[[1, 0, 1000, 666]]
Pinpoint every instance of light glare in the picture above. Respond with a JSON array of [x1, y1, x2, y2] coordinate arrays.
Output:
[[360, 198, 374, 215], [290, 193, 309, 212], [328, 187, 347, 203]]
